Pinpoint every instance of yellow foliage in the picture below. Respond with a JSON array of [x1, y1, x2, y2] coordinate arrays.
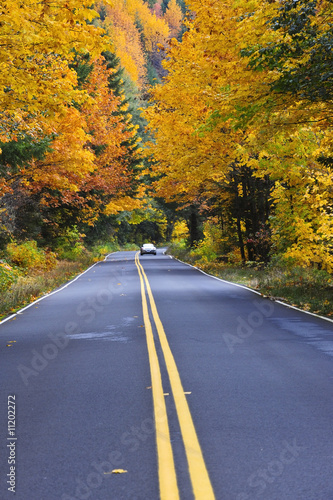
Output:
[[6, 241, 57, 271], [21, 107, 95, 202], [0, 0, 112, 129], [104, 0, 169, 52], [96, 0, 169, 88], [164, 0, 183, 38], [105, 196, 143, 215], [172, 221, 189, 242], [145, 0, 333, 269], [101, 5, 146, 86]]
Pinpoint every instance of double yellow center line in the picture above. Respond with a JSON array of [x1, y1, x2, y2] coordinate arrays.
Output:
[[135, 253, 215, 500]]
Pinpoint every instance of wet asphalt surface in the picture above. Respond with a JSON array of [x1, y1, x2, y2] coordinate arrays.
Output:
[[0, 249, 332, 500]]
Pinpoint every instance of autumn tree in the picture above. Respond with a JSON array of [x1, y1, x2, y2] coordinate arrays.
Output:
[[145, 0, 333, 268], [0, 1, 106, 244], [164, 0, 183, 39], [98, 2, 147, 87], [235, 0, 333, 268], [144, 1, 248, 252], [18, 56, 142, 243], [0, 1, 111, 130], [0, 0, 114, 207], [0, 2, 144, 247]]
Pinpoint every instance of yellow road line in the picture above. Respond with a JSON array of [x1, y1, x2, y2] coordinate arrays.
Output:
[[136, 253, 215, 500], [135, 253, 179, 500]]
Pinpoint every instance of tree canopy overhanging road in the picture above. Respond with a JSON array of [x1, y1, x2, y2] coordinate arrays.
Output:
[[0, 250, 333, 500]]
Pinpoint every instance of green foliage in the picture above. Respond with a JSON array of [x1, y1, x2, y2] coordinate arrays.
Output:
[[0, 259, 92, 320], [69, 52, 94, 88], [161, 0, 170, 14], [102, 51, 125, 98], [189, 219, 222, 263], [102, 50, 144, 168], [146, 57, 161, 86], [144, 0, 156, 9], [0, 135, 53, 171], [260, 260, 333, 315], [98, 3, 107, 21], [89, 240, 120, 259], [117, 218, 164, 246], [134, 13, 145, 45], [245, 0, 333, 102], [54, 226, 87, 261], [166, 241, 200, 264], [176, 0, 187, 15], [190, 244, 217, 264], [122, 242, 141, 251]]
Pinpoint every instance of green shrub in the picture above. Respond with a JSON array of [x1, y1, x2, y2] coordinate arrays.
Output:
[[122, 242, 140, 251], [6, 240, 56, 271], [90, 240, 120, 260], [0, 262, 21, 293], [55, 227, 88, 261]]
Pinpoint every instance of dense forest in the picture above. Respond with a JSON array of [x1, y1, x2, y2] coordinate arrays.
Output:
[[145, 0, 333, 271], [0, 0, 182, 253], [1, 0, 333, 276]]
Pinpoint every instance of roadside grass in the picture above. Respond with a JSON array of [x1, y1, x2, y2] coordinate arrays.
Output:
[[0, 240, 137, 321], [258, 268, 333, 317], [2, 240, 333, 320], [122, 242, 141, 251], [167, 244, 333, 318], [0, 258, 93, 320]]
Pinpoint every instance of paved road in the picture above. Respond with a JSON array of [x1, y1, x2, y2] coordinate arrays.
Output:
[[0, 249, 332, 500]]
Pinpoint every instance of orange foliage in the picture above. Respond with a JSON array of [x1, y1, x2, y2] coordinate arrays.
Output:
[[24, 107, 94, 203], [81, 57, 137, 198], [23, 57, 140, 224]]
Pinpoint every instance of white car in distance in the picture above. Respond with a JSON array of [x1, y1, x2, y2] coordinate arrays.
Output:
[[140, 243, 157, 255]]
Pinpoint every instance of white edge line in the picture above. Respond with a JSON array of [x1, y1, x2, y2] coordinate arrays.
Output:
[[104, 251, 117, 261], [171, 255, 333, 325], [0, 251, 119, 325], [274, 300, 333, 324], [171, 255, 262, 296], [0, 260, 102, 326]]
